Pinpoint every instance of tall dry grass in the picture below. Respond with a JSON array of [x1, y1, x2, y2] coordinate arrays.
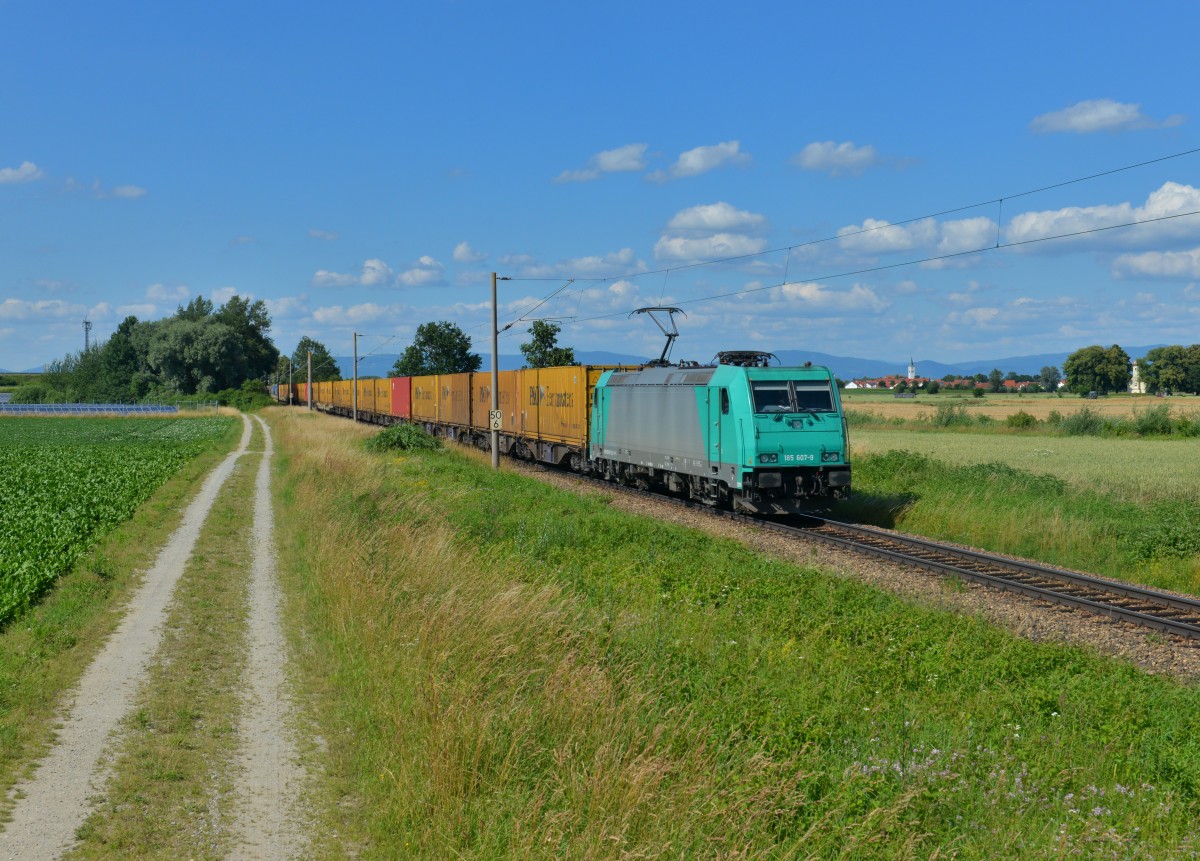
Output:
[[269, 409, 804, 859]]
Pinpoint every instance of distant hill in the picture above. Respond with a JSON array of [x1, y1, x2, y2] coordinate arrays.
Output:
[[323, 346, 1168, 381], [775, 345, 1166, 381]]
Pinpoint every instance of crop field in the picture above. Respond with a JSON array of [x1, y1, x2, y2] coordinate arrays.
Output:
[[0, 416, 236, 626], [842, 391, 1199, 423], [851, 428, 1200, 502]]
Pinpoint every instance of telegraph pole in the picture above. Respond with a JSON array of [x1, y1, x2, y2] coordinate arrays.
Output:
[[352, 332, 359, 423]]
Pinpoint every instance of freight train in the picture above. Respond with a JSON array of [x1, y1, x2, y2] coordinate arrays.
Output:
[[270, 352, 851, 513]]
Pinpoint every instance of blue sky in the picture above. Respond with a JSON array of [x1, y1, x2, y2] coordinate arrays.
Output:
[[2, 0, 1198, 372]]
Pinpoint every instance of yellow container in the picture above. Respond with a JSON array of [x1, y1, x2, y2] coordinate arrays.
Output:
[[332, 380, 354, 410], [523, 365, 599, 447], [468, 370, 523, 434], [355, 379, 375, 414], [410, 375, 439, 423], [373, 378, 392, 417], [438, 373, 472, 427]]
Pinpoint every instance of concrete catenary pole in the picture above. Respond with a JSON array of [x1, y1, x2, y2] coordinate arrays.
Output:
[[490, 272, 500, 470], [352, 332, 359, 423], [307, 351, 313, 410]]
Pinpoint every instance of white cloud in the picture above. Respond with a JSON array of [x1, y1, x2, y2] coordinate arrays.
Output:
[[453, 241, 487, 263], [945, 307, 1001, 326], [0, 161, 43, 184], [555, 143, 648, 183], [211, 287, 240, 305], [1005, 181, 1200, 249], [116, 303, 158, 318], [792, 141, 882, 176], [575, 279, 646, 313], [1112, 247, 1200, 280], [837, 218, 937, 254], [507, 248, 644, 279], [595, 143, 648, 173], [654, 233, 768, 262], [311, 303, 408, 327], [308, 228, 339, 241], [1030, 99, 1185, 134], [936, 217, 997, 256], [647, 140, 750, 182], [65, 177, 148, 199], [774, 281, 889, 313], [667, 202, 767, 235], [111, 184, 147, 199], [398, 255, 447, 287], [0, 298, 87, 321], [312, 258, 396, 288], [265, 296, 308, 317], [146, 283, 190, 303]]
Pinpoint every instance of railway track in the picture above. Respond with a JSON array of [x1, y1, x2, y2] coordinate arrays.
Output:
[[553, 468, 1200, 642]]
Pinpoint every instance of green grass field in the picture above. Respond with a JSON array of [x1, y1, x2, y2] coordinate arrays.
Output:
[[271, 410, 1200, 859], [851, 428, 1200, 502]]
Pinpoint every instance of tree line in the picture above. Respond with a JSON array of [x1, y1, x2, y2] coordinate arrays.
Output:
[[10, 311, 575, 405], [14, 296, 282, 405]]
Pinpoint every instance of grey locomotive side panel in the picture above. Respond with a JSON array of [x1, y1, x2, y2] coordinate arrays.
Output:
[[602, 385, 708, 473]]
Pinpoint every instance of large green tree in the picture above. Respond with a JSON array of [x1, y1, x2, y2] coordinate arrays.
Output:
[[519, 320, 576, 368], [1039, 365, 1061, 392], [390, 321, 481, 376], [289, 336, 342, 382], [1063, 344, 1131, 395], [1138, 345, 1200, 394], [213, 295, 279, 383]]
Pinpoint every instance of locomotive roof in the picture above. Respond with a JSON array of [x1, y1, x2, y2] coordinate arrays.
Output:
[[604, 361, 833, 387]]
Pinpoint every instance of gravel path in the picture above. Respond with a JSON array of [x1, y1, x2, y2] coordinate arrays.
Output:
[[225, 415, 307, 860]]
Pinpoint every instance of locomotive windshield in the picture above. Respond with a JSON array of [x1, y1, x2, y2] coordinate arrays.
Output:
[[751, 380, 835, 414]]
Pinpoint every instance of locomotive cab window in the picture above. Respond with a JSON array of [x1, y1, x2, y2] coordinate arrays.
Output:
[[794, 383, 834, 412], [751, 380, 835, 413], [720, 388, 730, 414]]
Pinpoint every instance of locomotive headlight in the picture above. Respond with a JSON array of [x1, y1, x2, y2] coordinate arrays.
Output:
[[759, 452, 779, 464], [821, 451, 840, 463]]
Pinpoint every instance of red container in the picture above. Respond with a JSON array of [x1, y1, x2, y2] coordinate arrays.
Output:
[[390, 377, 412, 419]]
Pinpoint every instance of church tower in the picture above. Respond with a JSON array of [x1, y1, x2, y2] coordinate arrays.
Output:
[[907, 357, 916, 381]]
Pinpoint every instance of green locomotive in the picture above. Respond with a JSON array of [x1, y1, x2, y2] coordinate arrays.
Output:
[[589, 350, 851, 514]]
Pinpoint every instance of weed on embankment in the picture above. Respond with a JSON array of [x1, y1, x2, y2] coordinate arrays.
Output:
[[271, 409, 1200, 860]]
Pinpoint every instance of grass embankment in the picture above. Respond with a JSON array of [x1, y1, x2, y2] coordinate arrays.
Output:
[[272, 408, 1200, 859], [842, 439, 1200, 596], [0, 416, 242, 807]]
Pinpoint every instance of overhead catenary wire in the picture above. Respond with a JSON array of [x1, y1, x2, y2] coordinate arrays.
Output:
[[548, 206, 1200, 328], [501, 145, 1200, 288]]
